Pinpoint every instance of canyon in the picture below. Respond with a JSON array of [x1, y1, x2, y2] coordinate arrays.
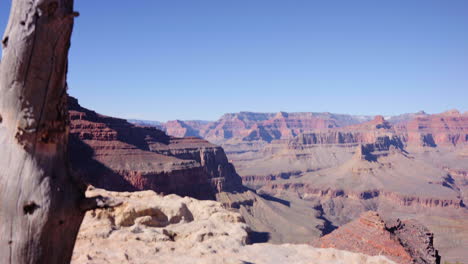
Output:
[[68, 97, 326, 247], [67, 99, 467, 263], [1, 1, 465, 263], [140, 109, 468, 263]]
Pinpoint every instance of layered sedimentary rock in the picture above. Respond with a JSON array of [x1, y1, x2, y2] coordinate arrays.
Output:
[[259, 139, 465, 210], [394, 110, 468, 147], [232, 116, 398, 187], [256, 135, 468, 262], [157, 110, 465, 148], [72, 188, 396, 264], [155, 111, 373, 144], [162, 120, 204, 138], [230, 113, 468, 189], [316, 211, 440, 264], [259, 129, 465, 207], [68, 97, 242, 200]]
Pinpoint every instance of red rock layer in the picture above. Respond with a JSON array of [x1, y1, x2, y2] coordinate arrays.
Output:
[[262, 183, 463, 209], [291, 116, 400, 146], [163, 120, 201, 138], [161, 112, 372, 143], [316, 211, 440, 264], [160, 111, 467, 148], [394, 110, 468, 147], [290, 112, 467, 148], [68, 97, 243, 200]]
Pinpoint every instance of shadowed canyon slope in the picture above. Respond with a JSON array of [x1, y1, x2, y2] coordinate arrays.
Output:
[[68, 97, 243, 200], [68, 98, 327, 245]]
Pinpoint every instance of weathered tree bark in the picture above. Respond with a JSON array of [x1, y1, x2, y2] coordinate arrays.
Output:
[[0, 0, 85, 263]]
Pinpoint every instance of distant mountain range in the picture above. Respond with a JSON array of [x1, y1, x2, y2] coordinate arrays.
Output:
[[129, 110, 460, 144]]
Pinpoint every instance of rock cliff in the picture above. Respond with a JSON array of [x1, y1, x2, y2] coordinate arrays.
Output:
[[68, 97, 242, 200], [394, 110, 468, 147], [72, 188, 396, 264]]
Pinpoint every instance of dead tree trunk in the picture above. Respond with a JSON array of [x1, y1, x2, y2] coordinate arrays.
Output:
[[0, 0, 85, 263]]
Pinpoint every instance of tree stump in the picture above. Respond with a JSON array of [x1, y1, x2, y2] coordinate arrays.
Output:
[[0, 1, 85, 263]]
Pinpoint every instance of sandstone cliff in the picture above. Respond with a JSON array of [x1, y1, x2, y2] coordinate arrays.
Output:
[[72, 188, 396, 264]]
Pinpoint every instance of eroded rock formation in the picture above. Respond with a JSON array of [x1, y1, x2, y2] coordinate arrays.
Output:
[[316, 211, 440, 264], [72, 188, 396, 264], [395, 110, 468, 147]]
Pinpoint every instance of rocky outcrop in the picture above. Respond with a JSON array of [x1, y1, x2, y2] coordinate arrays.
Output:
[[163, 120, 202, 138], [316, 211, 440, 264], [68, 97, 242, 200], [356, 136, 405, 162], [72, 188, 396, 264], [72, 187, 248, 264]]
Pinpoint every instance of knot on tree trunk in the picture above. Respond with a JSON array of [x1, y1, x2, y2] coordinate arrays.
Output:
[[23, 201, 40, 215]]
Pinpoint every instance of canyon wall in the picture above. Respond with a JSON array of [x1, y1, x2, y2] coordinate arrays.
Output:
[[155, 111, 468, 148], [152, 111, 373, 144], [68, 97, 243, 200], [68, 98, 323, 245]]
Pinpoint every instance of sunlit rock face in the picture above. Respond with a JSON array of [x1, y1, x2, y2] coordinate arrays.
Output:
[[72, 188, 397, 264], [316, 211, 440, 264]]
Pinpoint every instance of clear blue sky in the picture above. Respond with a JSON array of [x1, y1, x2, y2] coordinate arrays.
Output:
[[1, 1, 467, 121]]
